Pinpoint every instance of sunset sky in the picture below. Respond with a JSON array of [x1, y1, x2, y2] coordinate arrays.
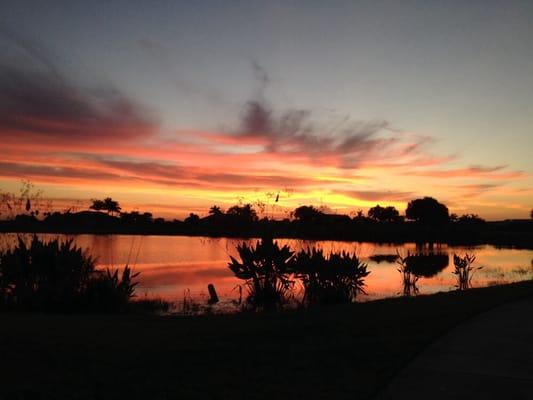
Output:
[[1, 1, 532, 220]]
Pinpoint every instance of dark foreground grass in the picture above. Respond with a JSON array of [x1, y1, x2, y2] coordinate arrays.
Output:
[[2, 281, 533, 400]]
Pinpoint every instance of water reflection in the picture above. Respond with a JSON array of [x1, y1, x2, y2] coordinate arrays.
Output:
[[1, 234, 533, 304]]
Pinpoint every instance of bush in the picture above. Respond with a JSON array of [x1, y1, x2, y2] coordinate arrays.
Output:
[[293, 248, 370, 306], [228, 237, 295, 311], [0, 235, 140, 312], [453, 253, 480, 290]]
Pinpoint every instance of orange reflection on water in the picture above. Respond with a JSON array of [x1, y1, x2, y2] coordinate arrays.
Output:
[[3, 234, 533, 304]]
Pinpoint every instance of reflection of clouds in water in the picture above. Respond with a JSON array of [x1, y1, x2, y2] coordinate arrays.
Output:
[[3, 233, 533, 301]]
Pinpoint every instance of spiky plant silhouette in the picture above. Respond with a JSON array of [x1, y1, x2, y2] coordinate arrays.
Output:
[[228, 237, 295, 311], [396, 251, 419, 297], [453, 253, 480, 290], [293, 248, 370, 305], [0, 235, 140, 312]]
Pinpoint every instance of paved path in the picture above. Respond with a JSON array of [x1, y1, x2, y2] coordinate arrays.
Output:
[[378, 297, 533, 400]]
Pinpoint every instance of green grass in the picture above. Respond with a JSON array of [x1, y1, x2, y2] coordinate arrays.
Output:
[[1, 280, 533, 399]]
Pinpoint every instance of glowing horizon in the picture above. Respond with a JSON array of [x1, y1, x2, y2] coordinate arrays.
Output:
[[0, 1, 532, 220]]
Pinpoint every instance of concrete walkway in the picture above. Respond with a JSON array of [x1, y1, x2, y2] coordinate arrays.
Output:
[[378, 297, 533, 400]]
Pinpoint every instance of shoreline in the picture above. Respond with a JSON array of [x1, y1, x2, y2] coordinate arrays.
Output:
[[2, 226, 533, 250]]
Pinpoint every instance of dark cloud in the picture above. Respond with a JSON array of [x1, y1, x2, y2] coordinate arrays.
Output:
[[96, 158, 317, 188], [0, 25, 157, 143], [0, 65, 157, 142], [0, 23, 61, 78], [0, 161, 119, 181], [235, 93, 426, 169]]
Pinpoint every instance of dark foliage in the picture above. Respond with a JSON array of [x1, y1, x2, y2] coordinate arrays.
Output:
[[293, 205, 323, 223], [228, 237, 294, 311], [120, 211, 153, 225], [2, 201, 533, 249], [453, 213, 486, 224], [367, 205, 402, 223], [184, 213, 200, 224], [90, 197, 121, 215], [405, 197, 449, 225], [226, 203, 258, 223], [453, 253, 481, 290], [0, 235, 139, 312], [396, 253, 419, 297], [293, 248, 370, 305], [396, 251, 448, 296]]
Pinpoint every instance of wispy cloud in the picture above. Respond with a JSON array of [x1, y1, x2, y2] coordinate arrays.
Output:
[[0, 44, 526, 217], [339, 189, 415, 202], [0, 65, 157, 143], [407, 165, 524, 179]]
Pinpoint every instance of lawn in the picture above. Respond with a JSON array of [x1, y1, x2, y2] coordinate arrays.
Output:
[[1, 281, 533, 400]]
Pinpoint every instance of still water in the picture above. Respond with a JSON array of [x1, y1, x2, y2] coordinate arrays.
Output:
[[3, 234, 533, 307]]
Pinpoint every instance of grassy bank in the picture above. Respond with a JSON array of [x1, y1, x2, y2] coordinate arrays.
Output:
[[1, 281, 533, 399]]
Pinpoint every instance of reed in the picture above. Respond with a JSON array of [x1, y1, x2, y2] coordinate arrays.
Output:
[[453, 253, 481, 290]]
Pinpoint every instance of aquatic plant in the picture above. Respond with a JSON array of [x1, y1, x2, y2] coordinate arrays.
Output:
[[293, 248, 370, 305], [453, 253, 480, 290], [396, 252, 419, 297], [228, 237, 294, 311]]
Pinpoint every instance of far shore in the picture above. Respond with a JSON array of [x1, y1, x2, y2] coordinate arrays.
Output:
[[1, 214, 533, 249]]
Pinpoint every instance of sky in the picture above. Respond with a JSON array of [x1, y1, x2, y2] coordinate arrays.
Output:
[[0, 0, 532, 220]]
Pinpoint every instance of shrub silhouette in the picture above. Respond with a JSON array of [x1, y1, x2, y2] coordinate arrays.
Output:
[[453, 253, 480, 290], [396, 252, 419, 297], [367, 205, 401, 223], [84, 266, 140, 312], [396, 251, 448, 296], [0, 235, 139, 312], [293, 248, 370, 305], [228, 237, 294, 311]]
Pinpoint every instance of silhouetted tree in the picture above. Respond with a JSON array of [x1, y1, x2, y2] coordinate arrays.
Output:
[[530, 209, 533, 219], [208, 205, 224, 216], [456, 214, 485, 224], [226, 204, 258, 223], [405, 197, 449, 225], [367, 205, 401, 223], [293, 205, 323, 223], [184, 213, 200, 224], [120, 211, 153, 224], [90, 197, 121, 216]]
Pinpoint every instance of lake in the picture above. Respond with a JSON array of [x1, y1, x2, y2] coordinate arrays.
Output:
[[2, 234, 533, 311]]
